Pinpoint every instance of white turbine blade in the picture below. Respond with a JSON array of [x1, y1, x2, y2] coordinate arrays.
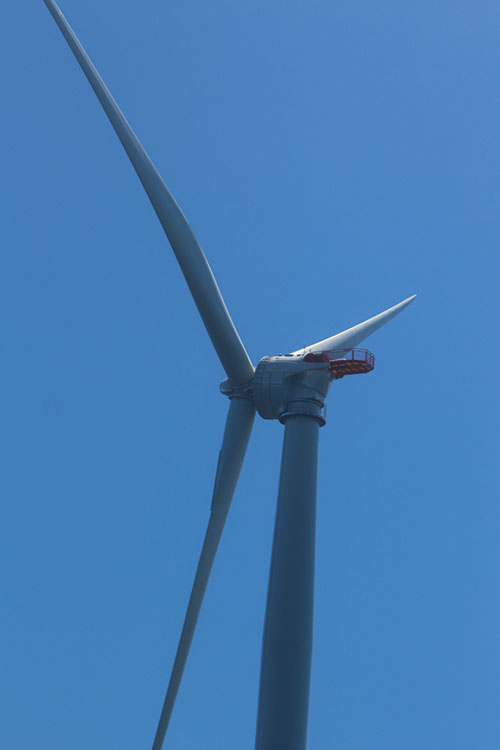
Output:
[[293, 294, 416, 354], [152, 397, 255, 750], [42, 0, 254, 385]]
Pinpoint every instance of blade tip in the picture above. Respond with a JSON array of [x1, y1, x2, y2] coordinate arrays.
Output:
[[398, 293, 417, 309]]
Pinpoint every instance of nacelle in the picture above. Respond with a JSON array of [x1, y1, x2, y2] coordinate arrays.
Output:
[[253, 354, 332, 423]]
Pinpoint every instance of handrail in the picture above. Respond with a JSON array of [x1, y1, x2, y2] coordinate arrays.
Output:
[[302, 348, 375, 379], [328, 348, 374, 365], [303, 348, 374, 365]]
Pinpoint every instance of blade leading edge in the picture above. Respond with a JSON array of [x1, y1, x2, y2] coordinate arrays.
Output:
[[153, 396, 255, 750], [42, 0, 254, 386]]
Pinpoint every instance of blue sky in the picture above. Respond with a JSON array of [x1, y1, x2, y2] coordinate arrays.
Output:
[[1, 1, 499, 748]]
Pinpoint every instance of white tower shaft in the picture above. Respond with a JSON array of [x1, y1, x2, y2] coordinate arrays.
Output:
[[256, 415, 320, 750]]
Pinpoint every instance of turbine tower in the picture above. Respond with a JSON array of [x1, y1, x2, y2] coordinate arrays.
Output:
[[42, 3, 416, 748]]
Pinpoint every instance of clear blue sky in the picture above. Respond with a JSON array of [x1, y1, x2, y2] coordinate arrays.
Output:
[[1, 1, 499, 748]]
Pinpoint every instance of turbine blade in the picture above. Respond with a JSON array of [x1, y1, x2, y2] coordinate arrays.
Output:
[[42, 0, 254, 385], [152, 397, 255, 750], [294, 294, 416, 354]]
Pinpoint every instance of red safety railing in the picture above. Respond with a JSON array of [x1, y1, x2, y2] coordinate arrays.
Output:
[[303, 348, 374, 379]]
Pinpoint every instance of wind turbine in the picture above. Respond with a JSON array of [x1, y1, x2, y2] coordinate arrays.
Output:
[[42, 2, 416, 748]]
